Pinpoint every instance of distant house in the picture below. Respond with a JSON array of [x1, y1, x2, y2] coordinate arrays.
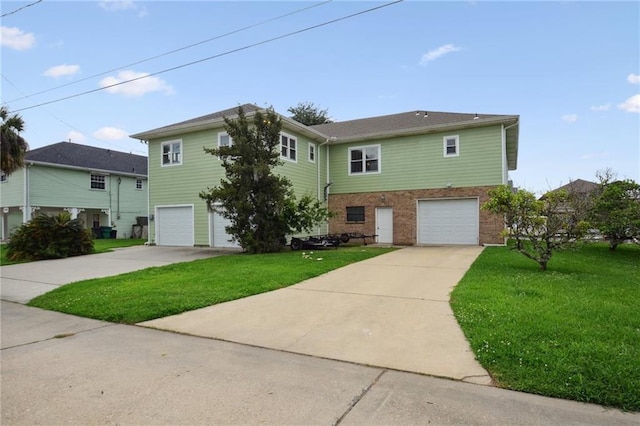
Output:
[[0, 142, 148, 240], [131, 104, 520, 247], [542, 179, 599, 199]]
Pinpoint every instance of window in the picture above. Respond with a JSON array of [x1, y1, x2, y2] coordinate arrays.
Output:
[[308, 143, 316, 163], [280, 134, 297, 161], [349, 145, 380, 175], [218, 133, 233, 149], [444, 135, 459, 157], [0, 171, 6, 183], [136, 179, 143, 190], [162, 140, 182, 166], [346, 206, 365, 222], [90, 174, 106, 190]]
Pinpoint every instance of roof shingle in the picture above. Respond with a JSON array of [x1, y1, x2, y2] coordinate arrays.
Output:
[[26, 142, 147, 176]]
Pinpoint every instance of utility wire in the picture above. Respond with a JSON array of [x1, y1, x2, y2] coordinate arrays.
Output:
[[2, 74, 146, 155], [11, 0, 403, 113], [4, 0, 333, 105], [1, 0, 43, 18]]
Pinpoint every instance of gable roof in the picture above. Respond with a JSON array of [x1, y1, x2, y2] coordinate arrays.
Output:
[[26, 142, 147, 176]]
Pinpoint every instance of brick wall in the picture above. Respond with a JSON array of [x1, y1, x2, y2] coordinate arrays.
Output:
[[327, 186, 505, 246]]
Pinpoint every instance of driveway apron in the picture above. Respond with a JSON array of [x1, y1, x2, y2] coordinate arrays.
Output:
[[140, 246, 491, 384]]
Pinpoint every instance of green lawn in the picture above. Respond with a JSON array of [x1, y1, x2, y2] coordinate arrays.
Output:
[[450, 243, 640, 411], [28, 246, 395, 324], [0, 238, 146, 265]]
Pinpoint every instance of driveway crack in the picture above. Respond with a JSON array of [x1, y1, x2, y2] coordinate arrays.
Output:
[[333, 369, 386, 425]]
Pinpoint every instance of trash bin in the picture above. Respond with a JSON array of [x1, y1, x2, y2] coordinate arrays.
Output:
[[110, 229, 117, 239], [100, 226, 113, 239]]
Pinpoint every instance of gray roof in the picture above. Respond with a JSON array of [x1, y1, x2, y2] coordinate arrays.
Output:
[[310, 110, 518, 140], [550, 179, 599, 194], [131, 103, 262, 139], [26, 142, 147, 176]]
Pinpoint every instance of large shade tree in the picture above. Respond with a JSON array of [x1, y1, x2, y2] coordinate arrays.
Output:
[[1, 106, 29, 175], [199, 106, 330, 254], [287, 102, 332, 126]]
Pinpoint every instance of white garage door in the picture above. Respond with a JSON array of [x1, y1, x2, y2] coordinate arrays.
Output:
[[210, 210, 240, 248], [156, 206, 194, 246], [418, 199, 478, 245]]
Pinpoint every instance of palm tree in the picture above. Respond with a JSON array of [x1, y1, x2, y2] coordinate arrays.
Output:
[[1, 106, 29, 175]]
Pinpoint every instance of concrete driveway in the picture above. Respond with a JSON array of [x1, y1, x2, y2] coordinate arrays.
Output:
[[0, 245, 233, 304], [141, 246, 492, 384]]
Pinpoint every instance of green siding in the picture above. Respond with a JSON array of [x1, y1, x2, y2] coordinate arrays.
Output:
[[148, 127, 328, 245], [0, 170, 24, 207], [329, 125, 505, 194], [1, 165, 147, 237]]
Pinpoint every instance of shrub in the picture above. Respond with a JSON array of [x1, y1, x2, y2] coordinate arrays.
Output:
[[7, 212, 94, 261]]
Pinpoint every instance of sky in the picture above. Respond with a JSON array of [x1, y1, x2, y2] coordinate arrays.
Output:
[[1, 0, 639, 194]]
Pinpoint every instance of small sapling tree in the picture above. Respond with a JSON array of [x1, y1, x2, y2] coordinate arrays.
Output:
[[483, 185, 589, 270]]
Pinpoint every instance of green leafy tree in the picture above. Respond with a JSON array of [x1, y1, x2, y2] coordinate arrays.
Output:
[[199, 106, 331, 254], [1, 106, 29, 175], [7, 212, 94, 261], [287, 102, 332, 126], [591, 176, 640, 250], [483, 185, 589, 271]]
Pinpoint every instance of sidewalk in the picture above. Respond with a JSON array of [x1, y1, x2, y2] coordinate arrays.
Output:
[[140, 246, 492, 384]]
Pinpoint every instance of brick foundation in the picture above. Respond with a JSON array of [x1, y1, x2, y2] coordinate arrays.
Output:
[[327, 186, 504, 246]]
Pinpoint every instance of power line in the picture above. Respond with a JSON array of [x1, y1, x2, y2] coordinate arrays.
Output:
[[11, 0, 404, 113], [4, 0, 333, 105], [1, 0, 43, 18], [2, 74, 147, 155]]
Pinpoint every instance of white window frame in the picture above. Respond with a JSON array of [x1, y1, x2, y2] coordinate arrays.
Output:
[[348, 145, 381, 175], [218, 132, 233, 149], [308, 143, 316, 163], [161, 139, 182, 166], [443, 135, 460, 157], [280, 133, 297, 162], [90, 173, 107, 191], [135, 179, 143, 190]]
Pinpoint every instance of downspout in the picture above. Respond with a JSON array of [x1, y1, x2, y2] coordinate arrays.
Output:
[[117, 177, 121, 220], [22, 162, 31, 223], [317, 138, 331, 235]]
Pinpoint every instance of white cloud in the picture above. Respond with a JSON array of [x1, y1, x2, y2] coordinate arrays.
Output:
[[99, 1, 147, 17], [99, 0, 136, 11], [1, 26, 36, 50], [419, 44, 461, 65], [618, 94, 640, 113], [94, 127, 128, 140], [561, 114, 578, 123], [99, 70, 174, 97], [590, 103, 611, 111], [67, 131, 86, 143], [43, 64, 80, 78], [627, 73, 640, 85]]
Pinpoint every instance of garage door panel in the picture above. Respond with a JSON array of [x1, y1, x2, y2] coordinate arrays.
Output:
[[156, 206, 193, 246], [418, 199, 478, 245], [211, 210, 241, 248]]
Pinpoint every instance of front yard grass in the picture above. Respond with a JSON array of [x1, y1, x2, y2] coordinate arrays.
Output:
[[0, 238, 146, 265], [451, 243, 640, 411], [28, 246, 395, 324]]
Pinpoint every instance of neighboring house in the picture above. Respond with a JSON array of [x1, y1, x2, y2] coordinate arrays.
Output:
[[0, 142, 148, 240], [130, 103, 519, 247]]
